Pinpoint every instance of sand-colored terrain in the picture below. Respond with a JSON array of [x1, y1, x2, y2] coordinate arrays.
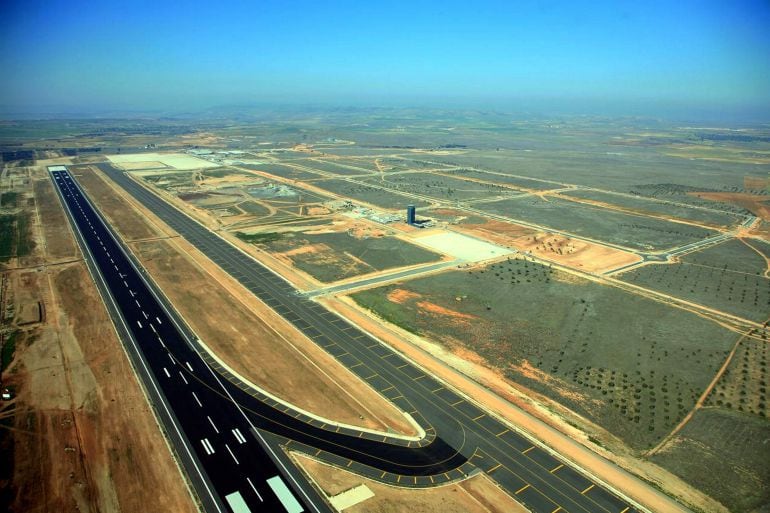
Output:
[[324, 295, 725, 513], [693, 191, 770, 239], [457, 218, 641, 273], [2, 169, 197, 513], [107, 152, 218, 170], [292, 453, 527, 513], [80, 165, 416, 435]]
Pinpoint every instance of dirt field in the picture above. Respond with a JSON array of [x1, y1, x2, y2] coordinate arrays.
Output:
[[456, 218, 641, 273], [32, 179, 79, 260], [83, 165, 415, 435], [692, 191, 770, 239], [131, 238, 415, 434], [1, 171, 197, 513], [292, 453, 527, 513]]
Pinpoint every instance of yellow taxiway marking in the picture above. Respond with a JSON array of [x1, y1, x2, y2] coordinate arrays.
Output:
[[488, 463, 502, 473], [366, 343, 379, 349], [364, 373, 378, 380], [431, 386, 443, 393], [451, 399, 464, 406], [515, 484, 531, 495], [347, 460, 354, 468], [315, 449, 322, 457], [620, 508, 630, 513], [413, 374, 426, 380], [550, 464, 564, 473], [522, 446, 535, 454], [429, 475, 434, 484], [391, 395, 404, 401], [582, 484, 595, 494], [382, 385, 395, 392], [350, 362, 363, 369], [413, 476, 417, 485], [396, 363, 409, 369], [473, 414, 485, 421], [496, 429, 509, 437], [380, 471, 387, 479], [443, 472, 450, 480], [551, 507, 562, 513], [397, 476, 402, 483]]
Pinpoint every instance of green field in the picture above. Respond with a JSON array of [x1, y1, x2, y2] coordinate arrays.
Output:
[[619, 241, 770, 321], [312, 178, 430, 210], [258, 231, 442, 282], [351, 258, 736, 449], [0, 213, 32, 262], [475, 195, 715, 251], [562, 189, 743, 228], [650, 408, 770, 513], [360, 172, 515, 202]]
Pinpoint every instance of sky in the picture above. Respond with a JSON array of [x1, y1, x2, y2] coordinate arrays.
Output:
[[1, 0, 769, 120]]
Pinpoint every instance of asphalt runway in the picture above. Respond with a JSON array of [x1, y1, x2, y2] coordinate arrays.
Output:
[[51, 168, 329, 513], [88, 162, 646, 513]]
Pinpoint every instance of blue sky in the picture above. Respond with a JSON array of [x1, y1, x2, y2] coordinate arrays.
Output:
[[1, 0, 769, 118]]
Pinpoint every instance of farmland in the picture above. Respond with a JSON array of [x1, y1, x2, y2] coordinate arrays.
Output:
[[619, 240, 770, 321], [244, 229, 442, 283], [475, 195, 716, 251], [351, 257, 737, 450], [561, 189, 744, 228]]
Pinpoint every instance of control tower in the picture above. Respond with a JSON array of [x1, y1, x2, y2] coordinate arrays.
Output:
[[406, 205, 416, 225]]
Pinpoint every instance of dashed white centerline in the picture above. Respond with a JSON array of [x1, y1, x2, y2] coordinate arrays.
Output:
[[150, 323, 156, 333], [207, 416, 219, 433], [123, 280, 128, 287], [156, 317, 162, 324], [163, 368, 170, 378], [185, 362, 193, 372], [191, 391, 202, 407], [135, 299, 141, 307], [142, 311, 149, 319], [179, 372, 188, 385], [137, 320, 143, 328], [157, 335, 166, 348], [168, 353, 175, 365], [246, 478, 263, 501], [225, 444, 239, 465]]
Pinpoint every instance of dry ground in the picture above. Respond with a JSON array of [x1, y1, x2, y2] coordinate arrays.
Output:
[[456, 218, 640, 273], [292, 453, 528, 513], [2, 167, 197, 513], [80, 165, 416, 435]]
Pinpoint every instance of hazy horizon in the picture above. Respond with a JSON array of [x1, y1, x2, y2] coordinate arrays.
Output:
[[2, 0, 769, 122]]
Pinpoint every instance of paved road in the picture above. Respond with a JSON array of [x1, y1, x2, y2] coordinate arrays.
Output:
[[91, 163, 650, 513], [51, 168, 329, 513]]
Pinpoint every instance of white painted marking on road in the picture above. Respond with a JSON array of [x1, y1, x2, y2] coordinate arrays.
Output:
[[114, 265, 119, 271], [142, 311, 148, 319], [207, 416, 219, 433], [246, 478, 263, 501], [180, 372, 188, 385], [186, 362, 193, 372], [150, 323, 156, 333], [168, 353, 175, 365], [201, 438, 215, 455], [137, 321, 142, 328], [156, 317, 162, 324], [266, 476, 303, 513], [123, 280, 128, 287], [109, 258, 114, 263], [157, 335, 166, 348], [163, 368, 170, 378], [225, 444, 239, 465], [135, 299, 141, 307], [232, 428, 247, 444], [192, 391, 202, 407]]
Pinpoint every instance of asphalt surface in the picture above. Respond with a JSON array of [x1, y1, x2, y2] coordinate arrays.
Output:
[[88, 162, 648, 513], [51, 168, 331, 513]]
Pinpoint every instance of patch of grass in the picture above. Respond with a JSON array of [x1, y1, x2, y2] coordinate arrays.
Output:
[[0, 192, 19, 208], [351, 258, 736, 449], [235, 231, 284, 244], [1, 331, 17, 372]]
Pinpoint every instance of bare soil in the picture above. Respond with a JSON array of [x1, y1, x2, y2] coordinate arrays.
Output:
[[458, 218, 640, 273], [85, 165, 415, 435], [292, 453, 527, 513], [33, 179, 79, 260]]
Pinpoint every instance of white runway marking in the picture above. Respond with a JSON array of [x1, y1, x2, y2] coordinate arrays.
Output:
[[201, 438, 215, 455], [247, 478, 263, 501], [179, 372, 188, 385], [207, 416, 219, 433], [137, 320, 142, 328], [225, 444, 239, 465], [192, 391, 202, 406], [232, 428, 247, 444], [163, 368, 170, 378]]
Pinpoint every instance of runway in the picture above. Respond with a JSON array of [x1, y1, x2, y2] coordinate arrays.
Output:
[[83, 162, 647, 513]]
